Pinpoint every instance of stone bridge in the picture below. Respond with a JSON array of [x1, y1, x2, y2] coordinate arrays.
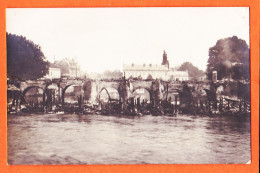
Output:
[[20, 79, 85, 105], [19, 78, 239, 107], [20, 79, 185, 104]]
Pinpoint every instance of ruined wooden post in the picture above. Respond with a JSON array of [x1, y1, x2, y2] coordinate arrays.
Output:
[[58, 83, 61, 103], [205, 101, 208, 112], [243, 100, 247, 112], [50, 89, 53, 112], [15, 92, 19, 112], [61, 88, 65, 108], [131, 97, 135, 113], [119, 96, 122, 112], [78, 95, 82, 110], [219, 97, 223, 112], [239, 100, 242, 112], [214, 100, 217, 109], [208, 100, 211, 112], [137, 97, 140, 111], [200, 100, 203, 111], [175, 96, 178, 113], [43, 91, 46, 112], [166, 83, 168, 101]]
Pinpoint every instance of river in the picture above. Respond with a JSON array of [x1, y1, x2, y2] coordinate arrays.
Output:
[[7, 113, 251, 165]]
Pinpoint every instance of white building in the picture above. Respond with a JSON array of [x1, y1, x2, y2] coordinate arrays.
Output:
[[123, 51, 189, 81], [45, 66, 61, 79], [123, 63, 169, 79], [123, 63, 188, 81], [54, 58, 82, 78]]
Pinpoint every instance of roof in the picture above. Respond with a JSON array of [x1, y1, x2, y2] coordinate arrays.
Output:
[[123, 64, 189, 77], [49, 63, 60, 68]]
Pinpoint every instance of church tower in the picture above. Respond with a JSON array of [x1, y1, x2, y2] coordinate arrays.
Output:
[[162, 50, 169, 69]]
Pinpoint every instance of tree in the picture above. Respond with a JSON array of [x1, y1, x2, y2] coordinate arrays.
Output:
[[7, 33, 49, 80], [206, 36, 249, 80], [178, 62, 204, 80]]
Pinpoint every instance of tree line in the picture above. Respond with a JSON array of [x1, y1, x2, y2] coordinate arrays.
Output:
[[206, 36, 250, 80]]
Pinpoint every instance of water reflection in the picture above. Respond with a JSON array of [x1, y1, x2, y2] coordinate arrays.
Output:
[[8, 114, 251, 165]]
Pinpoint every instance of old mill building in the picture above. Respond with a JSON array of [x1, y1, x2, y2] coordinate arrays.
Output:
[[123, 51, 189, 81]]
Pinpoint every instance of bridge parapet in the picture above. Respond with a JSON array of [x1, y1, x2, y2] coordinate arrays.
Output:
[[20, 81, 46, 92], [96, 81, 120, 91], [130, 80, 153, 92], [59, 79, 84, 88]]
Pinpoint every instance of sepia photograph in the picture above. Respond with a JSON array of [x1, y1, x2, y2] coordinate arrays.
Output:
[[6, 7, 251, 165]]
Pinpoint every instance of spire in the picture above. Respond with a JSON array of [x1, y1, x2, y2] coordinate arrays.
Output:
[[162, 50, 169, 69]]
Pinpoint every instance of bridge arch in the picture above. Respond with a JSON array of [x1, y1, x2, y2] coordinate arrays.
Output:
[[62, 84, 84, 104], [132, 87, 152, 102], [23, 86, 43, 96], [22, 86, 45, 104], [97, 87, 120, 102], [40, 81, 61, 108]]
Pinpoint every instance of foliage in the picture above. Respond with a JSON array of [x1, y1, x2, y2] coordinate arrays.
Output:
[[178, 62, 204, 79], [7, 33, 49, 80], [206, 36, 249, 80]]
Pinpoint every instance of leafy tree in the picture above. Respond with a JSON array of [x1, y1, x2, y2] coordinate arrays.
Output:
[[178, 62, 204, 79], [7, 33, 49, 80], [206, 36, 249, 80]]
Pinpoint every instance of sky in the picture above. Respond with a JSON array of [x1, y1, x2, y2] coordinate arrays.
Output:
[[6, 7, 249, 73]]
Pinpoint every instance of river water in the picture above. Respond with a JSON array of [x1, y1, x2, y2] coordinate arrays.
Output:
[[7, 113, 251, 165]]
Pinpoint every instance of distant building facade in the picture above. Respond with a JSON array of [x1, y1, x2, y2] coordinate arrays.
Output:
[[53, 58, 81, 78], [68, 59, 80, 78], [45, 64, 61, 79], [123, 51, 189, 81]]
